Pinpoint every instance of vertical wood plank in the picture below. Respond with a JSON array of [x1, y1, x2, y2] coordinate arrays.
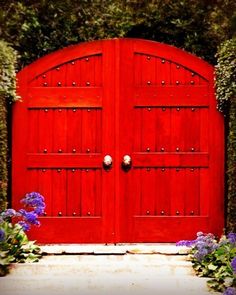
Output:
[[156, 107, 171, 152], [170, 168, 185, 216], [38, 109, 53, 153], [52, 169, 67, 216], [38, 169, 52, 216], [28, 110, 39, 153], [67, 169, 81, 216], [53, 108, 67, 153], [155, 168, 171, 216], [185, 168, 200, 216], [140, 168, 156, 215], [141, 108, 156, 152]]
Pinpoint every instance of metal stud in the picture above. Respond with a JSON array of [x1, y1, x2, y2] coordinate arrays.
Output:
[[191, 72, 195, 77], [87, 211, 91, 216], [176, 107, 180, 111], [162, 107, 166, 111], [190, 211, 194, 215], [176, 65, 180, 69], [43, 212, 47, 216], [43, 149, 47, 153], [191, 108, 195, 111], [71, 61, 75, 65], [72, 169, 75, 172], [58, 212, 62, 216], [161, 210, 165, 215], [146, 210, 150, 215], [161, 80, 165, 85], [73, 108, 77, 112], [86, 169, 89, 172], [191, 147, 195, 152], [72, 148, 76, 153], [42, 169, 46, 172], [43, 82, 48, 87], [56, 67, 60, 71], [72, 82, 76, 86], [176, 81, 180, 85], [190, 80, 195, 85], [57, 169, 61, 172], [58, 109, 62, 112], [146, 147, 150, 152], [86, 81, 90, 86], [44, 108, 48, 112], [85, 57, 89, 62], [87, 108, 91, 112], [148, 107, 151, 111], [161, 147, 165, 152], [42, 74, 46, 79], [57, 82, 62, 86], [190, 168, 194, 172], [176, 147, 180, 152], [58, 149, 62, 153], [162, 59, 165, 63], [86, 148, 90, 153], [147, 56, 151, 60], [176, 168, 180, 172], [176, 211, 180, 215], [147, 168, 150, 172], [147, 81, 151, 85], [73, 212, 76, 216], [161, 168, 165, 172]]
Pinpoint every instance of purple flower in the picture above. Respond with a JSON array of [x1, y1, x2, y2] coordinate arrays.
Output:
[[227, 233, 236, 244], [21, 192, 45, 216], [0, 228, 5, 241], [176, 239, 196, 247], [19, 209, 40, 226], [223, 287, 236, 295], [18, 221, 30, 231], [231, 257, 236, 273], [1, 208, 17, 219]]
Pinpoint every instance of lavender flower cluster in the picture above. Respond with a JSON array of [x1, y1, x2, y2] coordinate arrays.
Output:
[[176, 231, 218, 261], [0, 192, 45, 234]]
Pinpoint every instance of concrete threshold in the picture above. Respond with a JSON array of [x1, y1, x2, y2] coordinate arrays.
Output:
[[39, 243, 190, 255]]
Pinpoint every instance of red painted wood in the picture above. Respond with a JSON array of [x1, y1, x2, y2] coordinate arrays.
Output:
[[13, 39, 224, 243]]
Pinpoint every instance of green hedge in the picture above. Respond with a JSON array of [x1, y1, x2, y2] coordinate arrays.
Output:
[[0, 41, 18, 210], [215, 38, 236, 232]]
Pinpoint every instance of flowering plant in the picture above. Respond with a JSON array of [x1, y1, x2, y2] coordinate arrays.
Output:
[[177, 232, 236, 294], [0, 192, 45, 276]]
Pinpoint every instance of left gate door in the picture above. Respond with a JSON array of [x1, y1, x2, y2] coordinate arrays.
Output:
[[12, 41, 116, 243]]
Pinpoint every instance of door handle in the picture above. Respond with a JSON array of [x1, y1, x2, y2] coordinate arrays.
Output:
[[122, 155, 132, 171], [103, 155, 112, 170]]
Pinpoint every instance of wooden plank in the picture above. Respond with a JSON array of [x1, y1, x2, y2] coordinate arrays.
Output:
[[28, 110, 39, 153], [155, 107, 171, 152], [67, 108, 82, 153], [52, 108, 67, 153], [134, 86, 209, 107], [27, 154, 102, 168], [38, 108, 53, 153], [38, 169, 52, 216], [133, 216, 209, 242], [170, 168, 185, 216], [171, 107, 185, 152], [52, 169, 67, 217], [132, 152, 209, 167], [27, 217, 103, 243], [140, 168, 156, 216], [67, 169, 81, 216], [27, 87, 102, 108], [141, 107, 156, 152], [155, 168, 171, 215], [185, 168, 200, 216]]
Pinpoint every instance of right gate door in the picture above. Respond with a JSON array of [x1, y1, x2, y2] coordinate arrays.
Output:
[[118, 39, 224, 242]]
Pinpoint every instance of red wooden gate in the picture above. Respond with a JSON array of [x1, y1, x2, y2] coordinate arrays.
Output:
[[12, 39, 224, 243]]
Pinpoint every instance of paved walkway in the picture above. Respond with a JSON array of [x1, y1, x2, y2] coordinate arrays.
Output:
[[0, 244, 221, 295]]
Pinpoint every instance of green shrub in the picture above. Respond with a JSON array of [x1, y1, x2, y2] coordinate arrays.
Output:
[[0, 41, 18, 210], [215, 38, 236, 233], [177, 232, 236, 293]]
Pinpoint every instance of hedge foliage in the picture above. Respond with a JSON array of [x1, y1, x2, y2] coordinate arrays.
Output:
[[0, 0, 235, 67], [0, 41, 18, 210], [215, 38, 236, 232]]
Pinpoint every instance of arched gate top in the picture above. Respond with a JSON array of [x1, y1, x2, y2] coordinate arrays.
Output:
[[18, 38, 214, 83]]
